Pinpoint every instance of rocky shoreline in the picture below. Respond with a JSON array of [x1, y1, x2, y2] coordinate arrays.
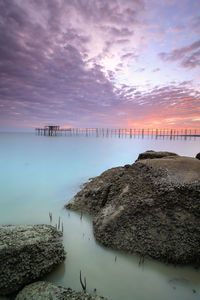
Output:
[[1, 150, 200, 299], [0, 225, 107, 299], [66, 151, 200, 266]]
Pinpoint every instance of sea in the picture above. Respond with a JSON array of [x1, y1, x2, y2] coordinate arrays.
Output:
[[0, 132, 200, 300]]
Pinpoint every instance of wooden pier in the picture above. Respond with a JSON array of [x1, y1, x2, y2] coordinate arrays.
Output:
[[35, 126, 72, 136], [35, 126, 200, 139]]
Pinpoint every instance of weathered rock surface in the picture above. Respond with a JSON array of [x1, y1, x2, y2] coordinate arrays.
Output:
[[196, 152, 200, 160], [66, 151, 200, 266], [136, 150, 178, 161], [16, 281, 107, 300], [0, 225, 66, 295]]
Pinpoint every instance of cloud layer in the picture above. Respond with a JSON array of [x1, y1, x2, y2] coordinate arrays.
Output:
[[0, 0, 199, 130]]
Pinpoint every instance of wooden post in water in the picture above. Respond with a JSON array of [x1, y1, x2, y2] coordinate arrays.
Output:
[[156, 129, 158, 138], [184, 129, 187, 140]]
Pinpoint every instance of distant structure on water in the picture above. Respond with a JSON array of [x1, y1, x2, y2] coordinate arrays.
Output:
[[44, 125, 60, 136], [35, 126, 200, 139], [36, 125, 63, 136]]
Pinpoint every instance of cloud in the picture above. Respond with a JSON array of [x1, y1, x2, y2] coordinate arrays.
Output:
[[121, 53, 138, 60], [0, 0, 200, 130], [0, 0, 124, 127], [191, 16, 200, 33], [121, 82, 200, 128], [136, 67, 145, 72], [152, 68, 160, 72], [159, 39, 200, 69]]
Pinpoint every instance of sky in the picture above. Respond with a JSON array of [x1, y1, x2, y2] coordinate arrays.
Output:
[[0, 0, 200, 131]]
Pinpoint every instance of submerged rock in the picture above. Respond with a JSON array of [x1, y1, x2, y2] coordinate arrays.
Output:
[[15, 281, 107, 300], [66, 151, 200, 266], [0, 225, 66, 295]]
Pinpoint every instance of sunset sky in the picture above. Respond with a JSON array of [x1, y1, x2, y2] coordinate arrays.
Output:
[[0, 0, 200, 131]]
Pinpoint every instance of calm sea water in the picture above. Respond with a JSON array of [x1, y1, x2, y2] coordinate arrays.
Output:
[[0, 132, 200, 300]]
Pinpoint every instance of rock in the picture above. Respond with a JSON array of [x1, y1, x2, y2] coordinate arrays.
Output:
[[66, 152, 200, 266], [136, 150, 178, 161], [196, 152, 200, 160], [0, 225, 66, 295], [15, 281, 107, 300]]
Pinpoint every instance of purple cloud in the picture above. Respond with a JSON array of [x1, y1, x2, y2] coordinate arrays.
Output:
[[0, 0, 199, 130], [159, 39, 200, 69], [152, 68, 160, 72]]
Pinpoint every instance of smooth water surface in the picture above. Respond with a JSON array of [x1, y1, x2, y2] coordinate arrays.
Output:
[[0, 133, 200, 300]]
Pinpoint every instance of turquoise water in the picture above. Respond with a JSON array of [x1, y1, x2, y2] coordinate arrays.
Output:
[[0, 132, 200, 300]]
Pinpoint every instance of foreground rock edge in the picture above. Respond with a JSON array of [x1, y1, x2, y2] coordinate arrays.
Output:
[[66, 151, 200, 266], [0, 225, 66, 295], [15, 281, 107, 300]]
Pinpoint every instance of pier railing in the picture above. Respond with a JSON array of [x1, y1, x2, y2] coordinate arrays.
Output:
[[35, 127, 200, 139]]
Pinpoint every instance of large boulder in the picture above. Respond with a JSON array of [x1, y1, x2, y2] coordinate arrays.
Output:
[[66, 152, 200, 266], [16, 281, 107, 300], [0, 225, 66, 295]]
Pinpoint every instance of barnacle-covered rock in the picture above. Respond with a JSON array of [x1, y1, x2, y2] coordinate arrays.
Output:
[[0, 225, 65, 295], [66, 152, 200, 266], [15, 281, 107, 300]]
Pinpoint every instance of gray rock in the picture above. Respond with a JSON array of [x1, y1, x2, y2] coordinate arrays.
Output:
[[0, 225, 66, 295], [196, 152, 200, 160], [136, 150, 178, 161], [15, 281, 107, 300], [66, 152, 200, 266]]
